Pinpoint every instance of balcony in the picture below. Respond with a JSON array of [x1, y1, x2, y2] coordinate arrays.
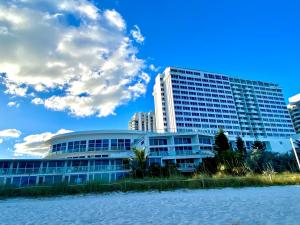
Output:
[[0, 164, 130, 176], [175, 150, 193, 156], [149, 151, 169, 156]]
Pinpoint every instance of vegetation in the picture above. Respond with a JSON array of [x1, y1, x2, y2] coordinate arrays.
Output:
[[131, 148, 147, 178], [236, 136, 247, 161], [200, 129, 300, 176], [1, 173, 299, 199], [131, 147, 179, 178]]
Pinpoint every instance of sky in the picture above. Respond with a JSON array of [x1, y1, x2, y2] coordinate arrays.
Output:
[[0, 0, 299, 158]]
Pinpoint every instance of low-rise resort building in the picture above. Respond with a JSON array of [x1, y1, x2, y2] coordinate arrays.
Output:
[[0, 130, 214, 187]]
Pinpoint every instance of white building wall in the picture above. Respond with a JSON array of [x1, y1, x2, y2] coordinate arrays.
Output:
[[153, 66, 296, 152], [153, 75, 165, 132], [154, 67, 241, 135], [163, 68, 177, 132]]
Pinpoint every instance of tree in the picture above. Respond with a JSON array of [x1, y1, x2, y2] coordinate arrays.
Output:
[[214, 129, 231, 162], [214, 129, 231, 153], [236, 136, 247, 161], [251, 139, 266, 153], [213, 129, 239, 174], [248, 139, 267, 173], [131, 148, 147, 178]]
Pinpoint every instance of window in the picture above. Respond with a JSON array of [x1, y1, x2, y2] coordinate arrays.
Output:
[[174, 137, 192, 144], [199, 138, 212, 145], [52, 143, 66, 152], [149, 147, 168, 156], [67, 141, 86, 153], [111, 139, 131, 150], [80, 141, 86, 151], [149, 138, 168, 146], [88, 139, 109, 151]]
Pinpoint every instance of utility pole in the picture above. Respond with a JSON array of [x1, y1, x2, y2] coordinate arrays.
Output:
[[290, 138, 300, 171]]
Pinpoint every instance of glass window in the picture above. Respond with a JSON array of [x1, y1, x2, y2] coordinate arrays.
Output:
[[149, 138, 168, 146], [199, 138, 211, 144], [67, 141, 86, 152], [174, 137, 192, 144], [80, 141, 86, 152], [111, 139, 131, 150]]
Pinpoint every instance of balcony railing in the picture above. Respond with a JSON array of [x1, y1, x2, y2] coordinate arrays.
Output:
[[175, 150, 193, 156], [0, 164, 129, 176], [149, 151, 169, 156]]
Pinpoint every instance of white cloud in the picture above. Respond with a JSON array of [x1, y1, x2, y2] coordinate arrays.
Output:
[[0, 139, 3, 144], [7, 101, 20, 108], [4, 83, 28, 97], [0, 129, 21, 138], [31, 97, 44, 105], [0, 1, 149, 117], [149, 64, 160, 72], [131, 25, 145, 43], [59, 1, 99, 20], [104, 9, 125, 30], [14, 129, 73, 157]]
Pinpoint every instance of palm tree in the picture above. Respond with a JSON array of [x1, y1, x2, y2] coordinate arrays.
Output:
[[131, 148, 147, 178]]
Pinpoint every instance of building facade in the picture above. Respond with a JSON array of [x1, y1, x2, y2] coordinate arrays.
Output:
[[153, 67, 295, 152], [288, 94, 300, 133], [128, 112, 156, 132], [0, 130, 214, 187]]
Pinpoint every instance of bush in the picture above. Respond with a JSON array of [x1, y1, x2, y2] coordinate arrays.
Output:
[[198, 157, 218, 175], [246, 150, 299, 174], [147, 163, 164, 177]]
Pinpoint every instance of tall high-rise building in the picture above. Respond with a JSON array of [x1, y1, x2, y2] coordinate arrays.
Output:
[[229, 77, 294, 138], [128, 112, 156, 132], [288, 94, 300, 133], [153, 66, 295, 152]]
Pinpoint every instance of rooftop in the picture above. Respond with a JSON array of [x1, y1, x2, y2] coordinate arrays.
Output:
[[289, 93, 300, 104]]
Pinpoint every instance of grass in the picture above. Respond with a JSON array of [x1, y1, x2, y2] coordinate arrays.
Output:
[[0, 173, 299, 199]]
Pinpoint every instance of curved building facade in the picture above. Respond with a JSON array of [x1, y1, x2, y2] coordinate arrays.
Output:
[[0, 130, 214, 187]]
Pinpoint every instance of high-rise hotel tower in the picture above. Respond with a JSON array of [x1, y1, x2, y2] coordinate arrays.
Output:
[[153, 67, 295, 151]]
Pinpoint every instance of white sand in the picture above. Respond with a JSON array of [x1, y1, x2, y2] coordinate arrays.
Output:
[[0, 186, 299, 225]]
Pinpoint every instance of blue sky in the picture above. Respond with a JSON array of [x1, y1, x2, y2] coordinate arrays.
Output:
[[0, 0, 299, 158]]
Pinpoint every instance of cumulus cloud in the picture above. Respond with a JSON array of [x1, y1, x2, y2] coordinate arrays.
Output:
[[131, 25, 144, 43], [104, 9, 126, 30], [0, 0, 150, 117], [14, 129, 73, 157], [7, 101, 20, 108], [0, 139, 3, 144], [0, 129, 21, 138]]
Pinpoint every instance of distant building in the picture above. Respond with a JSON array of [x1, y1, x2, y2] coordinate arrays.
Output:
[[128, 112, 156, 132], [153, 66, 295, 152], [288, 94, 300, 133]]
